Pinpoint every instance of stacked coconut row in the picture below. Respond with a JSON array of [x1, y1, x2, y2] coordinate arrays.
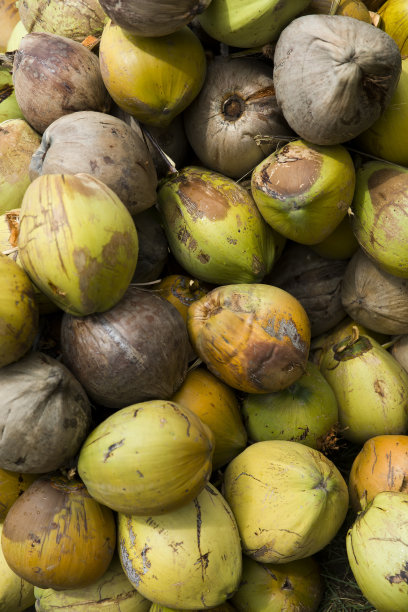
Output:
[[2, 0, 408, 611]]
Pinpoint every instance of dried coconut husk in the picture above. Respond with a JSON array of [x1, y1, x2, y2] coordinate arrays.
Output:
[[341, 249, 408, 335], [273, 14, 401, 145], [391, 335, 408, 372], [131, 208, 168, 283], [266, 242, 347, 337]]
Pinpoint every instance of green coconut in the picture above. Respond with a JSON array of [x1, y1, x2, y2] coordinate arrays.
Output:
[[251, 139, 356, 245], [198, 0, 310, 48], [0, 69, 24, 122], [158, 166, 277, 284], [0, 521, 35, 612], [34, 555, 150, 612], [18, 173, 139, 315], [0, 119, 40, 215], [6, 20, 28, 51], [77, 400, 214, 515], [346, 491, 408, 612], [356, 57, 408, 165], [320, 330, 408, 444], [0, 254, 38, 368], [118, 483, 242, 609], [232, 555, 323, 612], [310, 214, 359, 259], [99, 22, 206, 128], [351, 161, 408, 278], [223, 440, 349, 563], [242, 361, 338, 450]]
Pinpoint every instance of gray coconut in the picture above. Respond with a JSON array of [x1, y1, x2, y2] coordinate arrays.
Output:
[[184, 56, 294, 180], [0, 352, 91, 473], [267, 242, 347, 337], [98, 0, 211, 37], [132, 208, 169, 283], [29, 111, 158, 215], [60, 286, 190, 409], [12, 32, 111, 133], [391, 336, 408, 373], [341, 249, 408, 335], [273, 14, 401, 145]]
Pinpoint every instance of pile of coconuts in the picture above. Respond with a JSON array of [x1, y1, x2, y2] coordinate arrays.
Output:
[[3, 0, 408, 610]]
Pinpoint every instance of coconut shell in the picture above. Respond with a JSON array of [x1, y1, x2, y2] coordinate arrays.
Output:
[[184, 57, 294, 180], [267, 242, 347, 337], [273, 14, 401, 145], [61, 286, 190, 409], [341, 249, 408, 335], [29, 111, 157, 216], [12, 32, 111, 133], [0, 352, 91, 473]]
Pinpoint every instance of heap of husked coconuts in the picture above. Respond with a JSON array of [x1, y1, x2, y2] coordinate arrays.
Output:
[[2, 0, 408, 610]]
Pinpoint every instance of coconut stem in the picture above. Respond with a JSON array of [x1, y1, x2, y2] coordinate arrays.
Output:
[[381, 335, 404, 351], [140, 125, 178, 176]]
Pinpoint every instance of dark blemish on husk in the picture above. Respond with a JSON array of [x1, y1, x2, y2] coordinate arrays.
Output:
[[198, 252, 210, 264], [194, 499, 210, 580], [234, 471, 266, 485], [0, 83, 14, 102], [120, 539, 141, 586], [282, 577, 294, 591], [103, 439, 125, 462], [374, 379, 385, 398], [367, 168, 408, 247], [386, 561, 408, 584], [177, 178, 231, 221]]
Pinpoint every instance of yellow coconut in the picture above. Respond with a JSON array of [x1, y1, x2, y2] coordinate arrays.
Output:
[[0, 521, 35, 611], [379, 0, 408, 54], [99, 21, 206, 127], [0, 0, 19, 52], [172, 367, 247, 469], [6, 20, 28, 51], [310, 214, 359, 259], [0, 468, 38, 521]]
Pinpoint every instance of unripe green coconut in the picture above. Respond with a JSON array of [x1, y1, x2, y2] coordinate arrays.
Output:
[[251, 139, 356, 245], [18, 173, 139, 315], [351, 161, 408, 278], [0, 118, 41, 215], [0, 254, 38, 368], [223, 440, 349, 563], [0, 522, 35, 612], [242, 361, 338, 450], [0, 69, 24, 122], [99, 22, 206, 127], [347, 491, 408, 612], [118, 483, 242, 609], [198, 0, 310, 48], [320, 330, 408, 444], [158, 166, 277, 284], [34, 555, 150, 612], [6, 20, 28, 51], [78, 400, 214, 515]]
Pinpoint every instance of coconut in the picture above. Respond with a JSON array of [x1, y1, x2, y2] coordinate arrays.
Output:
[[99, 22, 206, 128], [98, 0, 211, 36], [34, 555, 151, 611], [157, 166, 277, 285], [61, 286, 190, 408], [12, 32, 111, 133], [356, 57, 408, 166], [351, 161, 408, 278], [273, 14, 401, 145], [1, 475, 116, 590], [0, 0, 19, 52], [346, 491, 408, 612], [18, 0, 108, 42], [0, 469, 38, 521], [5, 20, 27, 51], [251, 139, 356, 244], [188, 283, 310, 393], [391, 335, 408, 372], [0, 69, 24, 122], [348, 435, 408, 512], [310, 215, 359, 260], [242, 361, 338, 450], [341, 249, 408, 335], [77, 400, 214, 515], [0, 352, 91, 473], [0, 119, 41, 215], [29, 111, 158, 216], [232, 555, 323, 612], [0, 522, 35, 612], [131, 209, 168, 283], [18, 173, 139, 316], [266, 242, 347, 337], [198, 0, 310, 48], [184, 57, 294, 180], [320, 330, 408, 444], [223, 440, 349, 563], [118, 483, 242, 609], [379, 0, 408, 54], [306, 0, 372, 21], [172, 367, 248, 469], [0, 254, 38, 368]]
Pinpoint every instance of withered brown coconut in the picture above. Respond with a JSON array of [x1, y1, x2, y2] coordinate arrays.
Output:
[[12, 32, 111, 133], [0, 352, 91, 473], [29, 111, 158, 215], [61, 286, 190, 409]]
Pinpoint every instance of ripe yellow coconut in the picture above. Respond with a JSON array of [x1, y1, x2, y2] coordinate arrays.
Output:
[[0, 521, 35, 611], [0, 468, 37, 520]]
